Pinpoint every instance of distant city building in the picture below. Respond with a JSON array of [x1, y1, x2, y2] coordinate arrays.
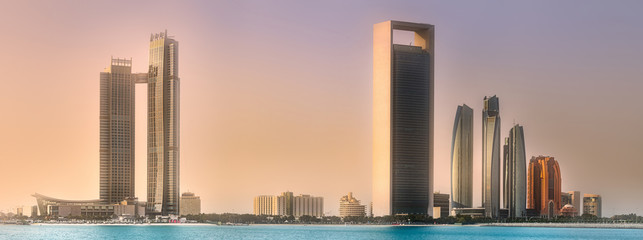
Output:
[[179, 192, 201, 216], [16, 207, 23, 216], [146, 31, 181, 216], [527, 156, 561, 218], [568, 191, 581, 216], [31, 205, 38, 217], [253, 195, 274, 216], [293, 194, 324, 217], [433, 193, 449, 218], [452, 208, 485, 217], [100, 58, 137, 204], [482, 95, 501, 218], [339, 192, 366, 217], [560, 204, 578, 217], [503, 124, 526, 218], [583, 194, 602, 218], [372, 20, 435, 216], [33, 193, 145, 217], [272, 191, 294, 216], [561, 192, 572, 206], [451, 104, 473, 210]]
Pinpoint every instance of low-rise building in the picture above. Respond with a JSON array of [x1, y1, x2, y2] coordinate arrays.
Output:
[[583, 194, 602, 218], [180, 192, 201, 216], [339, 192, 366, 217]]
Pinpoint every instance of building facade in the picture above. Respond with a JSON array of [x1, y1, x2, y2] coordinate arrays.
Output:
[[373, 20, 435, 216], [451, 104, 473, 210], [179, 192, 201, 216], [100, 58, 136, 204], [503, 124, 526, 218], [433, 193, 449, 218], [339, 192, 366, 217], [293, 194, 324, 217], [147, 31, 181, 215], [568, 191, 581, 216], [527, 156, 561, 218], [482, 96, 501, 218], [583, 194, 602, 218], [253, 195, 274, 216]]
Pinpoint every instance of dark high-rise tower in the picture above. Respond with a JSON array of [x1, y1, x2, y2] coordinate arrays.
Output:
[[147, 31, 180, 215], [482, 95, 501, 218], [373, 20, 434, 216]]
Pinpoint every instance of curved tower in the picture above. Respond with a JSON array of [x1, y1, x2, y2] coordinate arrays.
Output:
[[503, 124, 526, 218], [147, 31, 180, 215], [482, 95, 500, 218], [527, 156, 561, 218], [451, 104, 473, 210]]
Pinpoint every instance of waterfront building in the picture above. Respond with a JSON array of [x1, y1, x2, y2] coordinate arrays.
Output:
[[373, 20, 435, 216], [568, 191, 581, 216], [527, 156, 561, 218], [31, 205, 38, 217], [16, 207, 23, 216], [451, 104, 473, 210], [433, 193, 449, 218], [339, 192, 366, 217], [583, 194, 602, 218], [32, 193, 145, 217], [179, 192, 201, 216], [452, 208, 485, 217], [560, 204, 579, 217], [482, 96, 501, 218], [253, 195, 274, 216], [503, 124, 526, 218], [293, 194, 324, 217], [147, 31, 181, 216], [99, 58, 136, 204]]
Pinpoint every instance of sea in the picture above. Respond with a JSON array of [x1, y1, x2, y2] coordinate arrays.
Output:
[[0, 224, 642, 239]]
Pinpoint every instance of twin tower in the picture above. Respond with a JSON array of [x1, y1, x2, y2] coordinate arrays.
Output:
[[99, 31, 180, 215]]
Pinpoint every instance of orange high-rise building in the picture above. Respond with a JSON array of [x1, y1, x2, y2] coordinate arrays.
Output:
[[527, 156, 561, 217]]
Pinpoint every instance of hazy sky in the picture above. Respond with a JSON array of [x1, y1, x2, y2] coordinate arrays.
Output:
[[1, 0, 642, 217]]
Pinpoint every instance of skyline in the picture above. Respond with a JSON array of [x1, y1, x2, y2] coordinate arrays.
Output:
[[1, 0, 643, 217]]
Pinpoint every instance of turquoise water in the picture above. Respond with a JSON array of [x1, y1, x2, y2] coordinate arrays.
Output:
[[1, 225, 642, 239]]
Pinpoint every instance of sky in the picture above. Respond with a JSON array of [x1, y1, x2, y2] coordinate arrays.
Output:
[[0, 0, 642, 217]]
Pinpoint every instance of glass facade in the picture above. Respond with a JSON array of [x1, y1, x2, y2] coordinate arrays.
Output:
[[527, 156, 561, 217], [482, 96, 501, 218], [99, 58, 135, 204], [390, 44, 431, 214], [147, 31, 180, 215], [503, 124, 526, 218], [451, 104, 473, 209]]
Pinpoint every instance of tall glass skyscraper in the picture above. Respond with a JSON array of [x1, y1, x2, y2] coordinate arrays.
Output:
[[482, 95, 501, 218], [503, 124, 526, 218], [373, 20, 434, 216], [99, 58, 136, 204], [147, 31, 180, 215], [451, 104, 473, 210]]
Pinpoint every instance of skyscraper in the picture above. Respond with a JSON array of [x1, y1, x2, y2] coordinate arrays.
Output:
[[482, 96, 501, 218], [451, 104, 473, 210], [147, 31, 180, 215], [373, 20, 434, 216], [527, 156, 561, 218], [100, 58, 136, 204], [503, 124, 526, 218]]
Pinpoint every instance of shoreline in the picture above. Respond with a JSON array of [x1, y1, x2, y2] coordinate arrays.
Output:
[[483, 223, 643, 229]]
